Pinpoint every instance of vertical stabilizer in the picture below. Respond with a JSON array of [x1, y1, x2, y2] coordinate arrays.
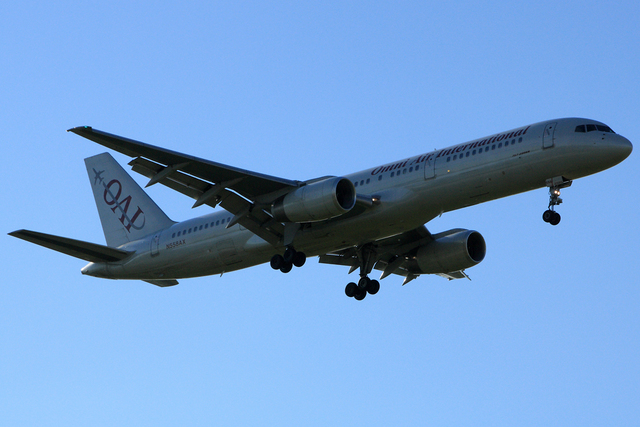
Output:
[[85, 153, 175, 247]]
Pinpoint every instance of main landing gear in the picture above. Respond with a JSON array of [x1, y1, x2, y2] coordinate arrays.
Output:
[[345, 276, 380, 301], [344, 244, 380, 301], [270, 246, 306, 273], [542, 177, 572, 226]]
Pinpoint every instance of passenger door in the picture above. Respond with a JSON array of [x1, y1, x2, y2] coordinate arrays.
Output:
[[543, 122, 556, 149], [150, 232, 161, 257], [424, 153, 436, 180]]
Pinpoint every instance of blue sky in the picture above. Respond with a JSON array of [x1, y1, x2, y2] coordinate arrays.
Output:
[[2, 1, 639, 425]]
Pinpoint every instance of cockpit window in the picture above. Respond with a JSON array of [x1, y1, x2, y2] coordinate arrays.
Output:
[[575, 124, 615, 133], [596, 125, 615, 133]]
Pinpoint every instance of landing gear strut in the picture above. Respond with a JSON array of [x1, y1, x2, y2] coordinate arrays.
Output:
[[542, 177, 572, 226], [344, 244, 380, 301], [270, 246, 306, 273]]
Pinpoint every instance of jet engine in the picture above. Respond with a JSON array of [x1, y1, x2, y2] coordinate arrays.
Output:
[[414, 229, 486, 274], [271, 177, 356, 223]]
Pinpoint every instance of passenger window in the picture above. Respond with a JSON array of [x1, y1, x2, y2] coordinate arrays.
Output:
[[177, 231, 181, 236], [453, 155, 457, 160], [216, 220, 220, 226], [378, 175, 382, 181], [409, 167, 413, 172], [518, 137, 522, 142], [391, 172, 395, 177], [511, 139, 516, 145], [354, 182, 358, 187], [492, 145, 496, 150], [172, 233, 176, 238], [205, 223, 208, 229], [466, 152, 470, 157], [472, 150, 476, 155], [366, 178, 370, 184], [416, 165, 420, 170], [403, 169, 407, 174], [446, 157, 451, 162], [498, 143, 502, 148]]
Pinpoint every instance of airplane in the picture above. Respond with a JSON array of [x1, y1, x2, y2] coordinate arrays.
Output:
[[9, 118, 632, 300]]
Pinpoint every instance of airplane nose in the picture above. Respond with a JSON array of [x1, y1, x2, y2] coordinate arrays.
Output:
[[614, 135, 633, 162]]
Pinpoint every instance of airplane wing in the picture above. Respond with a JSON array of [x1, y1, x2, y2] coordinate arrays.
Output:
[[68, 127, 300, 199], [68, 126, 302, 245], [318, 226, 471, 285], [9, 229, 133, 263]]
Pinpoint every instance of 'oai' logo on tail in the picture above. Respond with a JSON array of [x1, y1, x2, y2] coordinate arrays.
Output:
[[94, 169, 145, 232]]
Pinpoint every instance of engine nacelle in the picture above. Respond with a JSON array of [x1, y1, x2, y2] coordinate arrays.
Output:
[[415, 229, 486, 274], [271, 177, 356, 223]]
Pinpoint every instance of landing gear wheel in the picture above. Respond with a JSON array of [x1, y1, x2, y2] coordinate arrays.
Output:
[[283, 247, 296, 263], [354, 288, 367, 301], [367, 280, 380, 295], [279, 262, 293, 273], [358, 276, 370, 290], [270, 254, 284, 270], [292, 251, 306, 267], [345, 282, 357, 298], [543, 209, 561, 225]]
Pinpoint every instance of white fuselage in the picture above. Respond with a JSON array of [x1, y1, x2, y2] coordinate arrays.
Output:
[[81, 118, 632, 282]]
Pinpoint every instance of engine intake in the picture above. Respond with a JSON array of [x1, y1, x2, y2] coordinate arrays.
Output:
[[272, 177, 356, 223], [415, 229, 486, 274]]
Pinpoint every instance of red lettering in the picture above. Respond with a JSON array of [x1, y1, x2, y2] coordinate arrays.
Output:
[[112, 194, 133, 226], [125, 207, 145, 232], [103, 179, 122, 206]]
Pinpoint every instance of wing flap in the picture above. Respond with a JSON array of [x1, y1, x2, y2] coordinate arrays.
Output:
[[9, 229, 132, 263]]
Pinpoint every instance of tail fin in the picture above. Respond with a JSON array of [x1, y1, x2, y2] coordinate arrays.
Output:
[[85, 153, 175, 247]]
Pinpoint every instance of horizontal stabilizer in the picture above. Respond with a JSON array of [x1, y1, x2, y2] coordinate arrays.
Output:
[[9, 229, 132, 263]]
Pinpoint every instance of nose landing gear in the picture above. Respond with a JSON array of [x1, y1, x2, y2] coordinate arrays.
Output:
[[543, 177, 572, 226]]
